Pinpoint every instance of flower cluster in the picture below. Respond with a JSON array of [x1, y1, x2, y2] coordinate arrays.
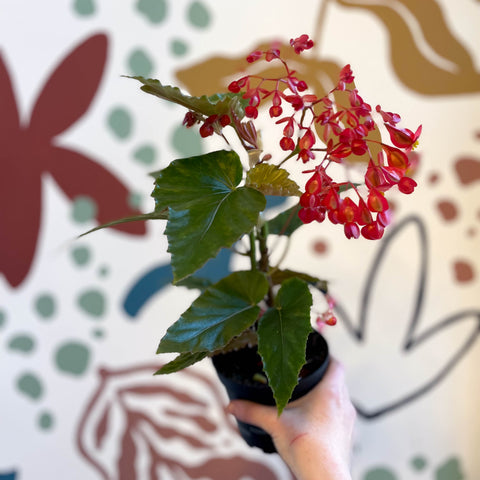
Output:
[[226, 35, 421, 240], [181, 34, 421, 241]]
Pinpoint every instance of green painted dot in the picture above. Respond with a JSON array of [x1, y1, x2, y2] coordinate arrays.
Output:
[[171, 124, 203, 157], [17, 372, 43, 400], [435, 458, 464, 480], [364, 468, 398, 480], [73, 0, 95, 16], [411, 456, 428, 471], [55, 341, 91, 376], [0, 310, 6, 328], [107, 107, 132, 139], [128, 49, 154, 77], [133, 144, 157, 165], [136, 0, 167, 24], [71, 246, 91, 266], [34, 294, 56, 319], [98, 265, 109, 277], [8, 334, 35, 353], [78, 289, 106, 318], [187, 1, 211, 28], [128, 192, 143, 210], [38, 411, 54, 431], [92, 328, 105, 339], [171, 39, 189, 56], [72, 196, 98, 223]]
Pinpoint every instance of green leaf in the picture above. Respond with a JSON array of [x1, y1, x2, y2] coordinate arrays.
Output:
[[152, 150, 266, 282], [157, 271, 269, 354], [176, 275, 212, 291], [126, 76, 248, 119], [78, 210, 167, 238], [155, 351, 208, 375], [270, 269, 328, 292], [257, 277, 313, 414], [267, 204, 304, 237], [245, 164, 301, 196]]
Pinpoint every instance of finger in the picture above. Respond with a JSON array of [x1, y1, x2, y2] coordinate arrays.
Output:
[[227, 400, 278, 432]]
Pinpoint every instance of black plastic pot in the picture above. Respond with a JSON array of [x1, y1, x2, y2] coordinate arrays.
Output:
[[212, 331, 329, 453]]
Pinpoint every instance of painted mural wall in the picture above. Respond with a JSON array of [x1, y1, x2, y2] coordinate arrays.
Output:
[[1, 1, 479, 479]]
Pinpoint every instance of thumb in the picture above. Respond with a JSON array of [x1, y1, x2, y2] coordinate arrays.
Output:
[[227, 400, 278, 432]]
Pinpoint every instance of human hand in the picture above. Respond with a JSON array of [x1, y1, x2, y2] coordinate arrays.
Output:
[[226, 359, 356, 480]]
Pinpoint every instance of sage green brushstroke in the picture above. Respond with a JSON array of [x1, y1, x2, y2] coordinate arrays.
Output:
[[171, 124, 203, 157], [73, 0, 95, 16], [107, 107, 132, 139], [128, 49, 154, 77], [8, 334, 35, 353], [171, 39, 188, 56], [17, 373, 43, 400], [436, 458, 464, 480], [72, 196, 97, 223], [364, 468, 397, 480], [187, 1, 211, 28], [133, 144, 156, 165], [78, 289, 106, 317], [35, 294, 56, 319], [38, 411, 54, 430], [136, 0, 167, 23], [72, 246, 91, 266], [55, 342, 91, 376]]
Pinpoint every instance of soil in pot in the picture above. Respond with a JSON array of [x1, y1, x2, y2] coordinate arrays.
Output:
[[212, 331, 329, 453]]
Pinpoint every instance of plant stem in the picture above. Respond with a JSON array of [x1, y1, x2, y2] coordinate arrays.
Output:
[[258, 222, 275, 307], [249, 230, 257, 271]]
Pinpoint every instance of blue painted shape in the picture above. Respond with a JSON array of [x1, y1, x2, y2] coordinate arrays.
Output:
[[123, 249, 233, 318], [0, 471, 17, 480], [123, 196, 288, 318], [265, 195, 287, 209], [123, 264, 173, 317]]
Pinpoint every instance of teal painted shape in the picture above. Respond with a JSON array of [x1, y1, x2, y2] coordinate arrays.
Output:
[[364, 467, 398, 480], [136, 0, 167, 23], [55, 342, 91, 376], [0, 472, 17, 480], [8, 334, 35, 353], [436, 458, 464, 480]]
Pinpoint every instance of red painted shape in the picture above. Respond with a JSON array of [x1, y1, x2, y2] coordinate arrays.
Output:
[[0, 34, 146, 288]]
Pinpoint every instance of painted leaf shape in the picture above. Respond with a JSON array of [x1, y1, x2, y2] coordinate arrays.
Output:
[[152, 150, 266, 282], [127, 76, 248, 118], [335, 0, 480, 95], [246, 164, 301, 196], [29, 33, 108, 137], [258, 277, 313, 413], [331, 216, 480, 418], [0, 164, 42, 287], [48, 146, 146, 235], [0, 53, 20, 133], [157, 271, 269, 354], [77, 364, 286, 479]]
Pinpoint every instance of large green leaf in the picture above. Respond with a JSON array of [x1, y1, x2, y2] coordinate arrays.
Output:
[[157, 271, 269, 354], [155, 351, 208, 375], [126, 76, 248, 119], [245, 164, 301, 196], [152, 150, 266, 282], [257, 277, 313, 414]]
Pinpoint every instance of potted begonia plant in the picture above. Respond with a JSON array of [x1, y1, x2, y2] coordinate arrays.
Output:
[[88, 34, 421, 452]]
